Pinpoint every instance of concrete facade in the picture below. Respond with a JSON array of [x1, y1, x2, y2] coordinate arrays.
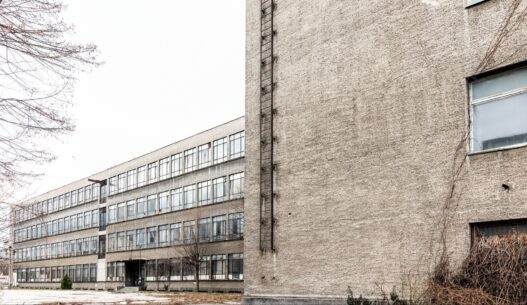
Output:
[[245, 0, 527, 304], [12, 117, 245, 292]]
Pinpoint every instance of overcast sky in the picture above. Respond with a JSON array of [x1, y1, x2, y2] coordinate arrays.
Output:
[[18, 0, 245, 200]]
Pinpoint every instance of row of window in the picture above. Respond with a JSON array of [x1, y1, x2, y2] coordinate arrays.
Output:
[[16, 264, 97, 283], [107, 254, 243, 282], [107, 213, 243, 252], [108, 131, 245, 196], [108, 173, 244, 224], [14, 236, 98, 262], [14, 184, 100, 224], [14, 209, 99, 243]]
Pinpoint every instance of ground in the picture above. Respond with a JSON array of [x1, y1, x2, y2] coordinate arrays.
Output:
[[0, 289, 242, 305]]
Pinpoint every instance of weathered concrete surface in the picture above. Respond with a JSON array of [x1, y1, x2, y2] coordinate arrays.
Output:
[[0, 289, 170, 304], [245, 0, 527, 303]]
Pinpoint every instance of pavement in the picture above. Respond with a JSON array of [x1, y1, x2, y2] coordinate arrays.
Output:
[[0, 289, 172, 305]]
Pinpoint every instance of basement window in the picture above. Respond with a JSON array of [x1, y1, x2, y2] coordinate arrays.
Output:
[[471, 219, 527, 244], [470, 66, 527, 153]]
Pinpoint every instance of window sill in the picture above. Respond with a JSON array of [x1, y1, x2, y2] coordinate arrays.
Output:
[[469, 143, 527, 156]]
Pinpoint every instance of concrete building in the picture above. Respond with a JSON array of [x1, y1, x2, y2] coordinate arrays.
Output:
[[11, 117, 245, 292], [245, 0, 527, 304]]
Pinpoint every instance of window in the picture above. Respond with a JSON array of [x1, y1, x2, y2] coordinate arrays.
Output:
[[64, 193, 70, 208], [171, 223, 181, 244], [71, 214, 77, 231], [228, 253, 243, 280], [171, 153, 182, 176], [184, 148, 196, 172], [137, 197, 146, 217], [199, 218, 211, 242], [213, 137, 228, 163], [90, 264, 97, 282], [170, 259, 182, 281], [58, 195, 64, 210], [171, 188, 183, 211], [470, 66, 527, 153], [471, 219, 527, 243], [147, 162, 157, 184], [183, 185, 196, 209], [159, 157, 170, 179], [71, 190, 77, 206], [117, 202, 126, 221], [127, 169, 137, 190], [213, 215, 226, 241], [84, 211, 91, 228], [75, 239, 82, 256], [184, 221, 196, 243], [230, 131, 245, 158], [159, 225, 168, 246], [183, 260, 194, 280], [117, 232, 126, 251], [147, 227, 157, 248], [116, 262, 125, 282], [83, 238, 90, 255], [126, 230, 135, 250], [107, 262, 115, 281], [159, 191, 170, 213], [157, 259, 170, 281], [199, 256, 210, 280], [91, 236, 98, 254], [93, 183, 100, 200], [118, 173, 126, 193], [77, 212, 84, 230], [127, 200, 135, 219], [109, 176, 117, 195], [146, 260, 156, 281], [77, 188, 84, 204], [136, 229, 146, 249], [213, 177, 226, 202], [229, 172, 245, 199], [147, 195, 157, 215], [198, 181, 212, 206], [108, 233, 116, 252], [211, 254, 227, 280], [466, 0, 487, 7], [198, 143, 211, 168], [99, 208, 106, 228], [92, 210, 98, 227], [84, 185, 92, 201], [53, 197, 58, 211], [229, 213, 244, 239], [108, 205, 116, 223], [137, 166, 146, 187]]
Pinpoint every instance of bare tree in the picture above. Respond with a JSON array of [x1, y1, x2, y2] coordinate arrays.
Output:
[[180, 236, 203, 292], [0, 0, 99, 187]]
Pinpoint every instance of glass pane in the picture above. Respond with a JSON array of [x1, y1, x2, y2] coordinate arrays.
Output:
[[472, 67, 527, 100], [472, 93, 527, 152]]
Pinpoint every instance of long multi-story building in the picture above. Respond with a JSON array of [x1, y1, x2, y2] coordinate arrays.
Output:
[[11, 117, 245, 292], [244, 0, 527, 304]]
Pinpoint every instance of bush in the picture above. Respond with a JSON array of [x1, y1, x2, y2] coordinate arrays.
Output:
[[426, 233, 527, 305], [60, 274, 72, 289]]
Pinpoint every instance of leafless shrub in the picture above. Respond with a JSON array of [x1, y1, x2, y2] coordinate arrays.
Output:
[[425, 233, 527, 305]]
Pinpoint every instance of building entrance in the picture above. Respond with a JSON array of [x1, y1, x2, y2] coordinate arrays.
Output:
[[125, 260, 144, 287]]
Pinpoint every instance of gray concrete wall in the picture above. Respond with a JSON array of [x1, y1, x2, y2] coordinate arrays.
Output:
[[245, 0, 527, 303]]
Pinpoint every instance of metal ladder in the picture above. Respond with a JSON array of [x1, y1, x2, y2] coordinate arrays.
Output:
[[259, 0, 276, 252]]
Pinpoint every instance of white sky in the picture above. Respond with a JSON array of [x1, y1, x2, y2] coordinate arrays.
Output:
[[18, 0, 245, 200]]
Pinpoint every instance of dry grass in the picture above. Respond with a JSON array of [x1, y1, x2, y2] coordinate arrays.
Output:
[[425, 232, 527, 305]]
